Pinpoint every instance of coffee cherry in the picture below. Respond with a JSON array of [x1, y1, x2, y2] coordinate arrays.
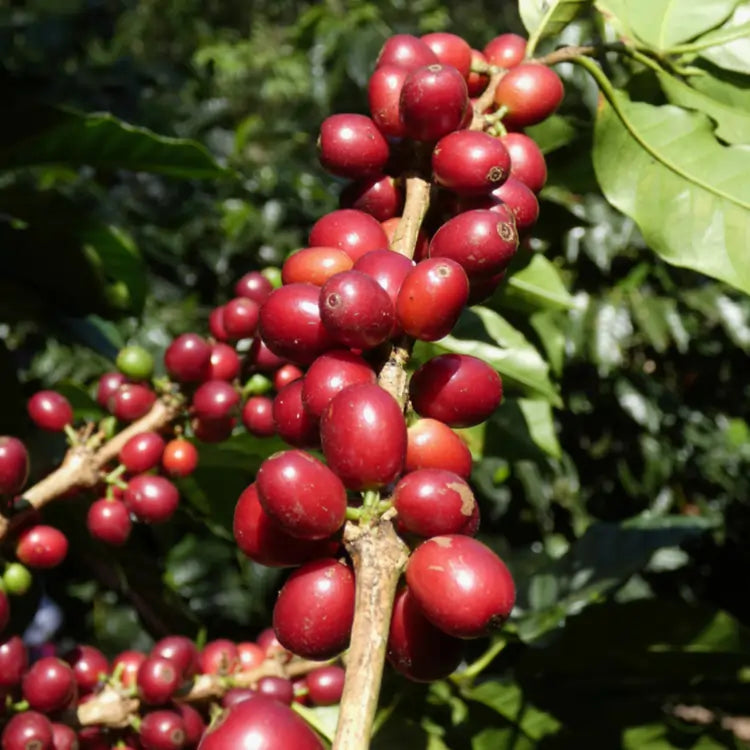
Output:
[[50, 723, 77, 750], [16, 524, 68, 569], [467, 49, 490, 96], [281, 247, 353, 287], [119, 431, 165, 473], [207, 343, 240, 381], [139, 710, 186, 750], [429, 209, 518, 277], [151, 636, 199, 681], [377, 34, 439, 71], [500, 132, 547, 193], [96, 372, 127, 408], [199, 639, 238, 676], [257, 676, 294, 705], [410, 354, 502, 427], [0, 636, 28, 688], [77, 725, 109, 749], [3, 562, 32, 595], [306, 665, 345, 706], [432, 131, 511, 194], [273, 558, 355, 660], [273, 364, 304, 392], [124, 475, 179, 523], [236, 641, 265, 670], [340, 175, 404, 222], [493, 63, 564, 128], [235, 271, 273, 305], [192, 415, 235, 443], [318, 114, 389, 179], [406, 535, 515, 638], [257, 450, 346, 539], [491, 178, 539, 233], [308, 210, 389, 263], [321, 383, 406, 490], [198, 696, 324, 750], [116, 345, 154, 381], [112, 650, 147, 689], [138, 655, 181, 705], [22, 657, 77, 712], [319, 270, 395, 349], [421, 32, 472, 79], [191, 380, 239, 421], [387, 587, 464, 681], [109, 383, 156, 421], [483, 33, 527, 69], [353, 249, 414, 306], [221, 687, 256, 708], [256, 627, 292, 661], [0, 436, 29, 496], [241, 396, 275, 437], [406, 418, 472, 479], [0, 589, 9, 633], [272, 380, 320, 448], [368, 64, 409, 138], [64, 644, 109, 694], [162, 439, 198, 478], [1, 711, 54, 750], [396, 258, 469, 341], [176, 703, 205, 748], [302, 350, 376, 418], [400, 65, 469, 142], [208, 306, 228, 342], [467, 271, 505, 306], [164, 334, 211, 383], [222, 297, 260, 341], [259, 283, 336, 365], [28, 391, 73, 432]]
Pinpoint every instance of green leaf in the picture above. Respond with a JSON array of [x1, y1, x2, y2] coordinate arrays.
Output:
[[525, 116, 578, 154], [520, 0, 593, 56], [692, 4, 750, 74], [519, 398, 562, 458], [504, 254, 575, 311], [54, 382, 104, 422], [0, 106, 226, 178], [591, 85, 750, 295]]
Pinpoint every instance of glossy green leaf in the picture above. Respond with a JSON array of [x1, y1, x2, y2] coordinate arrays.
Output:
[[519, 0, 593, 55], [525, 115, 578, 154], [505, 254, 575, 311], [694, 4, 750, 74], [519, 398, 562, 458]]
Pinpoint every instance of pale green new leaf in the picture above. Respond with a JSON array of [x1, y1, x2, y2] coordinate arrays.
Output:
[[697, 4, 750, 74], [519, 0, 593, 56], [506, 254, 575, 310]]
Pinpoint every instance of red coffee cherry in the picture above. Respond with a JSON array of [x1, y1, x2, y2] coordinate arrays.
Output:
[[321, 383, 406, 490], [257, 676, 294, 705], [272, 380, 320, 448], [500, 132, 547, 193], [176, 703, 205, 748], [409, 354, 502, 427], [483, 33, 527, 69], [236, 641, 265, 670], [406, 418, 472, 479], [340, 175, 404, 222], [309, 209, 389, 263], [493, 63, 564, 128], [96, 372, 127, 408], [259, 283, 337, 365], [400, 64, 469, 142], [16, 524, 68, 569], [162, 439, 198, 478], [64, 644, 109, 694], [112, 650, 147, 689], [0, 436, 29, 496], [367, 64, 409, 138], [273, 558, 355, 660], [302, 350, 376, 418], [1, 711, 54, 750], [139, 710, 186, 750], [429, 209, 518, 278], [432, 131, 511, 194], [208, 306, 228, 342], [319, 270, 395, 350], [222, 297, 260, 341], [233, 484, 338, 567], [119, 431, 165, 473], [198, 696, 324, 750], [22, 657, 77, 712], [273, 364, 304, 392], [256, 627, 292, 660], [164, 333, 211, 383], [0, 636, 28, 688], [123, 475, 179, 523], [393, 469, 476, 537], [207, 343, 240, 381], [421, 32, 472, 79], [192, 415, 235, 444], [241, 396, 276, 438], [306, 665, 346, 706], [376, 34, 439, 71], [281, 247, 353, 287], [0, 589, 8, 633], [406, 535, 515, 638], [151, 636, 199, 681], [234, 271, 273, 305], [221, 687, 256, 708], [387, 587, 464, 682], [191, 380, 239, 421], [353, 249, 414, 310], [199, 639, 239, 676], [396, 258, 469, 341], [467, 49, 489, 96], [108, 383, 156, 421], [51, 723, 77, 750], [318, 114, 390, 179], [491, 178, 540, 233], [28, 391, 73, 432], [257, 450, 347, 539], [137, 656, 181, 705]]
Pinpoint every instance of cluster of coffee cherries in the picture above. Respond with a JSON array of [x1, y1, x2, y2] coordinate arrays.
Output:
[[0, 627, 343, 749]]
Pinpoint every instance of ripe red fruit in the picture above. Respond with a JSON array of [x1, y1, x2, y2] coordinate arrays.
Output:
[[320, 383, 406, 490], [493, 63, 564, 128], [400, 65, 469, 142], [0, 436, 29, 496], [306, 665, 346, 706], [192, 415, 235, 443], [236, 641, 264, 670], [0, 589, 8, 632], [28, 391, 73, 432], [16, 524, 68, 569], [302, 350, 376, 418], [406, 535, 515, 638], [198, 695, 324, 750], [396, 258, 469, 341], [208, 306, 228, 342], [273, 558, 355, 659], [340, 175, 404, 222], [483, 33, 527, 69], [319, 270, 395, 349], [353, 249, 414, 309], [51, 723, 77, 750], [421, 32, 472, 79], [308, 209, 389, 263], [151, 636, 199, 681], [162, 439, 198, 478], [491, 177, 540, 233], [377, 34, 438, 71], [258, 283, 337, 365], [500, 132, 547, 193], [139, 710, 186, 750], [410, 354, 502, 427], [0, 636, 28, 688], [432, 131, 511, 194], [112, 650, 146, 689], [108, 383, 156, 421], [272, 380, 320, 448], [207, 343, 240, 381], [164, 334, 211, 383], [1, 711, 54, 750], [191, 380, 239, 420], [233, 484, 338, 567], [256, 627, 292, 660], [429, 209, 518, 278], [387, 587, 464, 681], [257, 450, 347, 539], [22, 657, 77, 712], [123, 475, 179, 523], [221, 688, 256, 708], [199, 639, 238, 676], [273, 364, 304, 392], [406, 418, 472, 478], [119, 431, 165, 473], [235, 271, 273, 305], [222, 297, 260, 341], [64, 644, 109, 694], [281, 246, 353, 287], [176, 703, 205, 748], [96, 372, 128, 408], [241, 396, 276, 437], [257, 676, 294, 705], [367, 64, 409, 138], [318, 114, 389, 179], [138, 655, 181, 705], [467, 49, 489, 96]]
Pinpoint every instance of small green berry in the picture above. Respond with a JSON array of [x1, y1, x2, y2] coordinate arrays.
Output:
[[3, 562, 32, 595], [261, 267, 282, 289], [116, 345, 154, 381]]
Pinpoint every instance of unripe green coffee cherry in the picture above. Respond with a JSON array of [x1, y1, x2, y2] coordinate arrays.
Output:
[[116, 345, 154, 381], [3, 562, 32, 595]]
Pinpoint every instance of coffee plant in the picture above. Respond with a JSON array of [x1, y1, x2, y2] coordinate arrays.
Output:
[[3, 0, 750, 747]]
